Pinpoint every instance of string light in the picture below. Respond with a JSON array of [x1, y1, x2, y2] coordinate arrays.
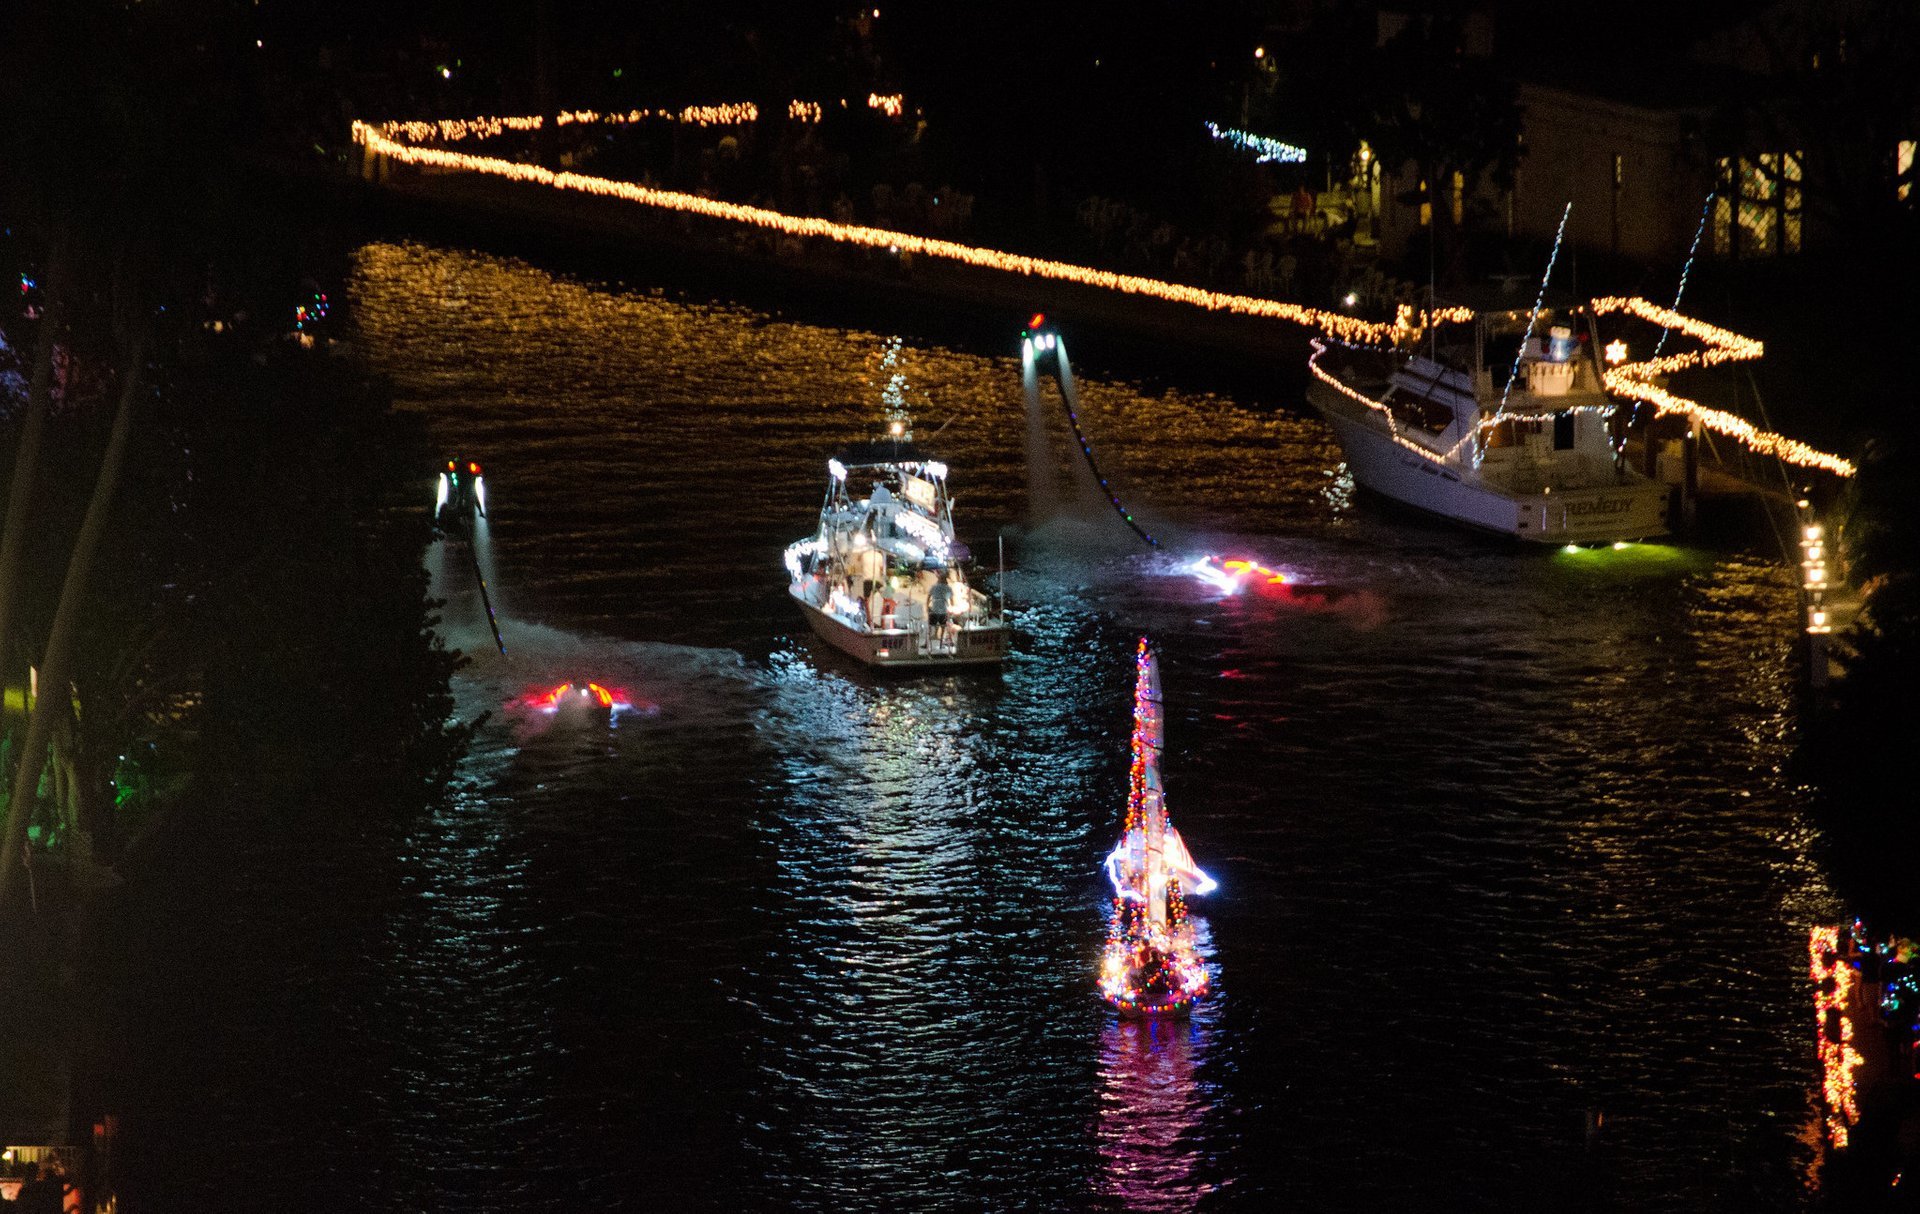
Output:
[[1809, 925, 1864, 1148], [787, 100, 822, 123], [1654, 192, 1715, 357], [1495, 201, 1572, 424], [354, 118, 1468, 345], [1101, 639, 1213, 1017], [355, 115, 1854, 479], [1203, 121, 1307, 164], [867, 92, 905, 119], [1588, 297, 1855, 477]]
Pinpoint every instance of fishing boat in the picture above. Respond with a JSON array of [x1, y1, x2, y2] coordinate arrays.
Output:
[[1100, 638, 1216, 1018], [1305, 310, 1670, 544], [783, 414, 1010, 668]]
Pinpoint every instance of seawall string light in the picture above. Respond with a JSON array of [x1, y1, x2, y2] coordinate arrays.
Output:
[[354, 118, 1470, 345], [354, 115, 1856, 479]]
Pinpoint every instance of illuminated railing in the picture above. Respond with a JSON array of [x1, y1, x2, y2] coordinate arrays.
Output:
[[352, 115, 1857, 478]]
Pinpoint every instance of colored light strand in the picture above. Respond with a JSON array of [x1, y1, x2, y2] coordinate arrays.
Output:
[[1654, 192, 1715, 357], [1496, 201, 1573, 421], [1101, 639, 1212, 1014], [1203, 121, 1307, 164]]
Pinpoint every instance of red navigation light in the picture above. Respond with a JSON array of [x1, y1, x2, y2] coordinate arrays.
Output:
[[467, 461, 480, 474], [1028, 312, 1047, 330], [447, 460, 456, 471]]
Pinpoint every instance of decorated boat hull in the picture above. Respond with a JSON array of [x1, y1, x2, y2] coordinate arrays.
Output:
[[790, 586, 1010, 668], [1309, 381, 1670, 544]]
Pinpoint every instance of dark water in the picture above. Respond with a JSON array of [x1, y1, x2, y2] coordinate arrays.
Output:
[[122, 239, 1837, 1211]]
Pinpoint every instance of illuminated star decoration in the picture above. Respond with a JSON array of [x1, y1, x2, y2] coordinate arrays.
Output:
[[1604, 338, 1628, 365]]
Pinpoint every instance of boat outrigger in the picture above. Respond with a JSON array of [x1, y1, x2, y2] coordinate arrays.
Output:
[[784, 415, 1010, 669], [1101, 639, 1216, 1018]]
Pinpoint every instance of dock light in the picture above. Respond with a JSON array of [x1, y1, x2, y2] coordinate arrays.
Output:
[[1808, 545, 1824, 562], [1804, 524, 1823, 542], [1254, 46, 1266, 59], [889, 421, 904, 437], [1343, 292, 1358, 306], [1612, 541, 1630, 549]]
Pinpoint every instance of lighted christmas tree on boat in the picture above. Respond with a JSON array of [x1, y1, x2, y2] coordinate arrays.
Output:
[[1100, 638, 1216, 1018]]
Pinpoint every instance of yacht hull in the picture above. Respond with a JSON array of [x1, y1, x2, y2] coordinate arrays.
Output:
[[1310, 383, 1670, 544], [790, 587, 1009, 668]]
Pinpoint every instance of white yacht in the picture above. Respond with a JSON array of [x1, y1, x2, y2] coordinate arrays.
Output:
[[1306, 313, 1669, 544], [783, 420, 1011, 668]]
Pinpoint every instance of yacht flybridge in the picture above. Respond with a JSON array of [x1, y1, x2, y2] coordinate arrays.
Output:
[[1306, 310, 1670, 544], [784, 418, 1010, 668]]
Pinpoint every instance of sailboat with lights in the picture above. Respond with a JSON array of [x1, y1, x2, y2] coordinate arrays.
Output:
[[1100, 638, 1216, 1018], [783, 345, 1010, 668]]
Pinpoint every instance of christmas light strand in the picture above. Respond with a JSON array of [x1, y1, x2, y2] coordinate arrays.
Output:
[[1809, 925, 1864, 1149], [354, 118, 1470, 345], [1654, 192, 1714, 357], [355, 116, 1854, 479], [1203, 121, 1308, 164], [1589, 297, 1855, 478], [1496, 201, 1573, 421]]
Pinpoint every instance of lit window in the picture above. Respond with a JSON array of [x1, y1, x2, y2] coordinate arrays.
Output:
[[1712, 152, 1803, 257], [1899, 140, 1914, 202]]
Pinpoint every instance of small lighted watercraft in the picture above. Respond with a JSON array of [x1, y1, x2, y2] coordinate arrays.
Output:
[[517, 681, 640, 719], [430, 457, 506, 655], [434, 458, 488, 539], [1100, 638, 1216, 1018]]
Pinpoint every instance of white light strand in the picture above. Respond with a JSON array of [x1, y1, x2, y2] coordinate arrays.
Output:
[[353, 118, 1470, 345], [1589, 297, 1855, 478], [354, 115, 1855, 479]]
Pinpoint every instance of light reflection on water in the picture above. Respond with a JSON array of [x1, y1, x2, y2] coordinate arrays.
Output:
[[332, 239, 1840, 1210]]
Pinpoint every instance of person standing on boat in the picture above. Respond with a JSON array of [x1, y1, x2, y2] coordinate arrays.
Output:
[[928, 574, 952, 654]]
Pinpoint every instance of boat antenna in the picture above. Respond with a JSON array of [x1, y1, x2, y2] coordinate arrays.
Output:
[[1496, 200, 1572, 420], [1654, 191, 1715, 357]]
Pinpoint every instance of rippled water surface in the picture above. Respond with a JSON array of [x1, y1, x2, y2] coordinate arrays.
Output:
[[191, 240, 1831, 1210]]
